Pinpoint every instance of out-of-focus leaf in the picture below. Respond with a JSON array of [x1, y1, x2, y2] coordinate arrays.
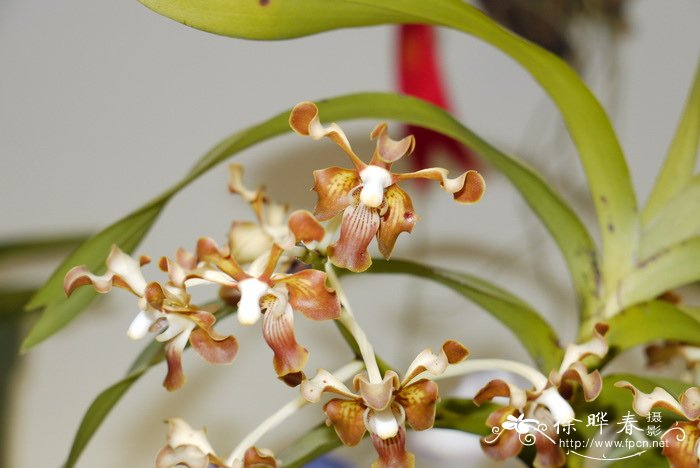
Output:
[[64, 305, 233, 468], [25, 93, 594, 351], [366, 259, 563, 372], [643, 61, 700, 222], [617, 238, 700, 310], [640, 176, 700, 258], [279, 425, 343, 468], [140, 0, 635, 298], [0, 289, 35, 324], [606, 301, 700, 353], [0, 235, 87, 260]]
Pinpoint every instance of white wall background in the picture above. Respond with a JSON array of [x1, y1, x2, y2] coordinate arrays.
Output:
[[1, 1, 699, 466]]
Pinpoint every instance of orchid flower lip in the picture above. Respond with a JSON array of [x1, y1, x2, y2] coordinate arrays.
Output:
[[359, 165, 392, 208], [536, 387, 575, 425], [237, 277, 270, 325], [367, 407, 400, 440]]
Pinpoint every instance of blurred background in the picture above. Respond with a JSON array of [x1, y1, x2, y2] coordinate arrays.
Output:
[[1, 0, 699, 466]]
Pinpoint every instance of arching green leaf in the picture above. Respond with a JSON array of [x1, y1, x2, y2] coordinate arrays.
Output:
[[366, 259, 563, 373], [139, 0, 634, 295], [24, 93, 594, 352]]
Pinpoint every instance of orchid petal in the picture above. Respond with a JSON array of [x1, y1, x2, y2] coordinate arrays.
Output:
[[535, 387, 575, 425], [290, 101, 366, 171], [262, 302, 308, 386], [288, 209, 325, 244], [369, 123, 416, 167], [395, 379, 439, 431], [367, 407, 400, 440], [190, 328, 238, 365], [274, 270, 340, 321], [401, 340, 469, 387], [396, 167, 485, 204], [531, 407, 565, 468], [301, 368, 358, 403], [556, 361, 603, 402], [376, 185, 417, 259], [127, 309, 162, 340], [355, 371, 399, 412], [228, 221, 273, 265], [237, 278, 269, 325], [473, 379, 528, 410], [370, 426, 415, 468], [228, 163, 262, 204], [312, 167, 360, 221], [323, 398, 367, 447], [165, 418, 216, 455], [662, 421, 700, 468], [480, 407, 524, 461], [196, 237, 247, 282], [242, 446, 278, 468], [155, 445, 209, 468], [559, 323, 609, 373], [64, 245, 148, 297], [329, 202, 380, 272], [614, 381, 695, 419], [163, 329, 192, 391]]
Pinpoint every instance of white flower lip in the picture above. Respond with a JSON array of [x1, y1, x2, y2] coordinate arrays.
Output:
[[127, 309, 157, 340], [237, 277, 270, 325], [359, 165, 392, 208], [536, 387, 575, 426], [368, 408, 399, 440]]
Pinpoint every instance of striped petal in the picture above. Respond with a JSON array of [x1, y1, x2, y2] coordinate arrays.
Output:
[[312, 167, 360, 221], [189, 327, 238, 365], [370, 426, 414, 468], [376, 185, 418, 259], [163, 327, 192, 391], [396, 167, 485, 204], [329, 202, 380, 272], [274, 269, 340, 321], [262, 301, 309, 387]]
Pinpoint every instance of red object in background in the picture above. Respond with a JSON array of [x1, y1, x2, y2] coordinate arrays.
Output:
[[397, 24, 478, 174]]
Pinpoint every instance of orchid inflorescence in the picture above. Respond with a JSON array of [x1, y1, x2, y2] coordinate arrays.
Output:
[[63, 101, 686, 468]]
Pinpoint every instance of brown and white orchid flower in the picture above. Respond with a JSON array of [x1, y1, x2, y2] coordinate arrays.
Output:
[[227, 164, 325, 266], [615, 381, 700, 467], [474, 323, 609, 467], [289, 101, 485, 272], [646, 341, 700, 386], [197, 238, 340, 386], [64, 245, 237, 391], [302, 340, 469, 468], [155, 418, 277, 468]]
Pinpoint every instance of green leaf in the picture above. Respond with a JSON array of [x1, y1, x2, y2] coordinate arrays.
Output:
[[279, 424, 343, 468], [366, 259, 563, 372], [606, 301, 700, 352], [26, 93, 595, 351], [0, 288, 35, 324], [640, 175, 700, 258], [140, 0, 634, 298], [617, 238, 700, 310], [643, 60, 700, 222], [0, 235, 87, 260], [64, 340, 164, 468]]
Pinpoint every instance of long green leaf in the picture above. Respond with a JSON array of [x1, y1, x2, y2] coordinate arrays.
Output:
[[618, 238, 700, 310], [140, 0, 634, 298], [640, 175, 700, 258], [366, 259, 563, 372], [25, 93, 594, 351], [606, 301, 700, 352], [643, 60, 700, 222]]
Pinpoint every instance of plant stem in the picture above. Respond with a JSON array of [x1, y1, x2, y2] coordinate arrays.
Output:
[[325, 261, 383, 384], [434, 358, 549, 391], [225, 360, 363, 466]]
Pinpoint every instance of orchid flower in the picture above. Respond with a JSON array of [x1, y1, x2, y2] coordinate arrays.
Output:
[[289, 101, 485, 272], [64, 245, 237, 391], [196, 238, 340, 386], [155, 418, 277, 468], [301, 340, 469, 468], [474, 324, 609, 467], [227, 164, 324, 266], [615, 382, 700, 467]]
